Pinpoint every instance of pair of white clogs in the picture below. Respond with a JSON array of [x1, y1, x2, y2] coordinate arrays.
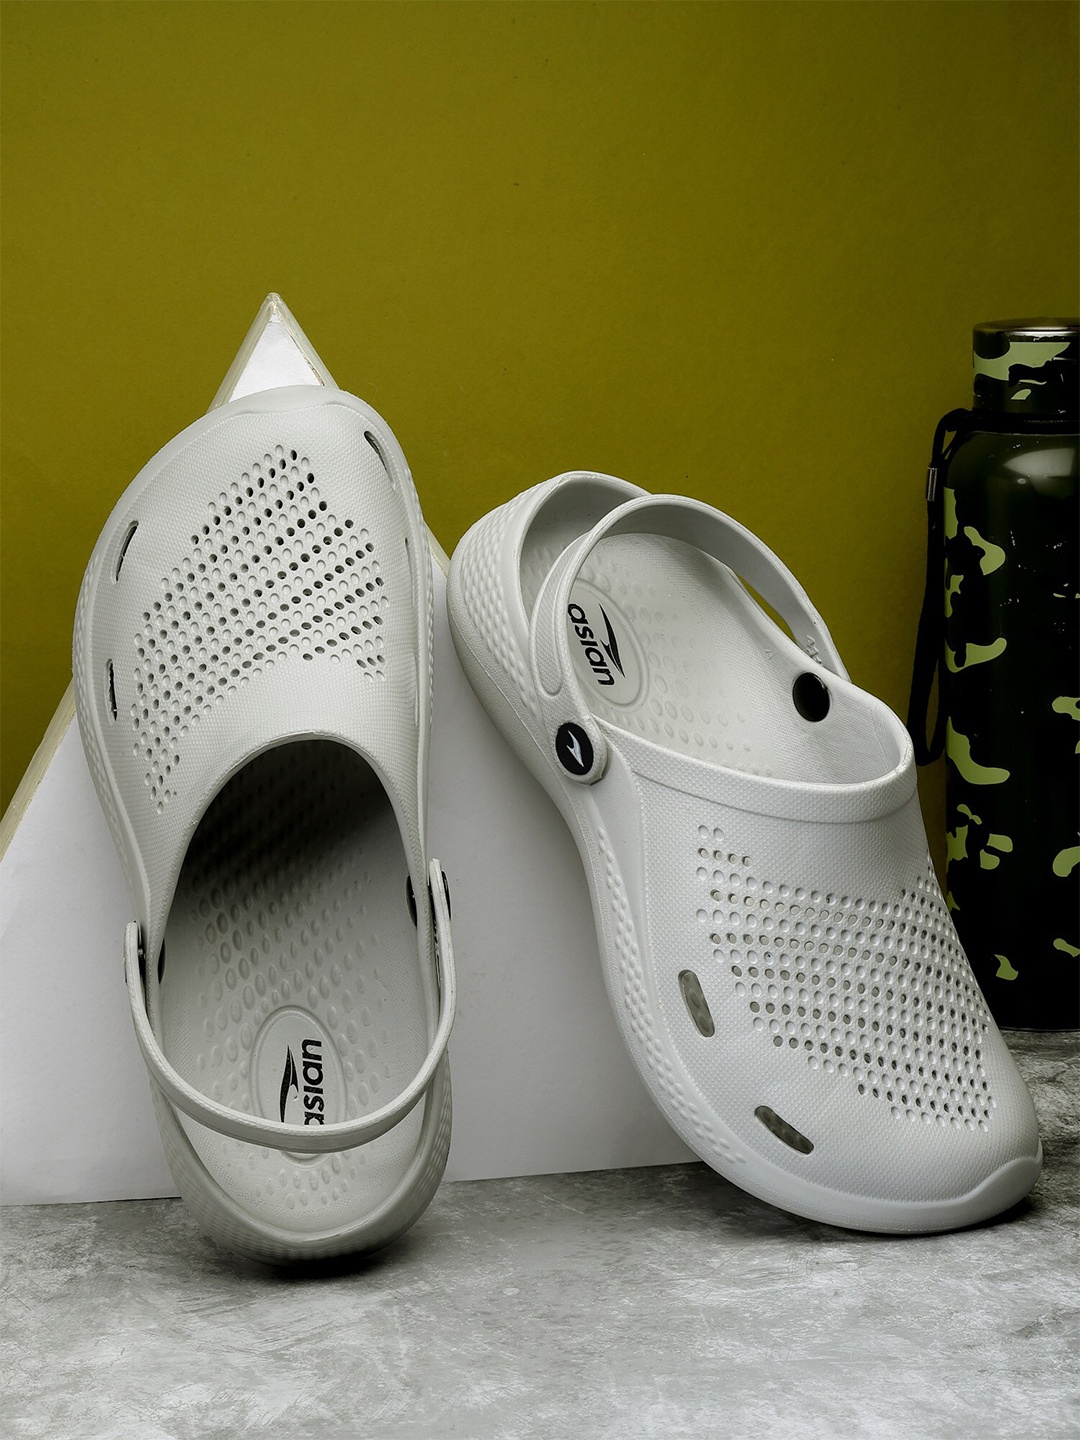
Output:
[[73, 384, 1041, 1263]]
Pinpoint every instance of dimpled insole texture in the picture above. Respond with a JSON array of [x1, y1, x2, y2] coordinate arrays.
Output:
[[158, 741, 427, 1233], [548, 533, 894, 786]]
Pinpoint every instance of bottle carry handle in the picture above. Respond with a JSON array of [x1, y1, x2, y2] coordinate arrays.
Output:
[[906, 408, 973, 766]]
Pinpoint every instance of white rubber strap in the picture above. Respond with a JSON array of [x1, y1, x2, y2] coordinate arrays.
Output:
[[538, 492, 846, 684], [529, 493, 848, 783], [124, 858, 455, 1154]]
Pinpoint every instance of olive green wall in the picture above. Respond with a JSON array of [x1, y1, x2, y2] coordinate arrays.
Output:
[[3, 0, 1078, 825]]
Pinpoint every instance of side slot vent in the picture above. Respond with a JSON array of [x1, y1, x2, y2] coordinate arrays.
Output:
[[678, 969, 715, 1037], [755, 1105, 814, 1154], [115, 522, 139, 580], [365, 430, 394, 485]]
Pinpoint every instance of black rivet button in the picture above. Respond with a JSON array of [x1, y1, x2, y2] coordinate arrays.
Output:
[[555, 721, 594, 776], [792, 672, 830, 722]]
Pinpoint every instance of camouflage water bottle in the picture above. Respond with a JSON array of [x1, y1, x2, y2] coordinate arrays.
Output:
[[909, 319, 1079, 1029]]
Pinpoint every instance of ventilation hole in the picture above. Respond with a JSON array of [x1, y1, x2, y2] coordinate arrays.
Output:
[[755, 1105, 814, 1154], [157, 942, 166, 985], [114, 522, 139, 580], [406, 875, 417, 926], [106, 660, 118, 721], [792, 672, 830, 722], [364, 430, 393, 482], [678, 970, 715, 1037]]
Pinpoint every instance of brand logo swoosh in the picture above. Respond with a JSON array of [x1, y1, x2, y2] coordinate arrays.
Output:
[[566, 731, 585, 768], [598, 606, 624, 676], [279, 1046, 299, 1122]]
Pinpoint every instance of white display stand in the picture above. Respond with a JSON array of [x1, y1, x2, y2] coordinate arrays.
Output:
[[0, 296, 692, 1205]]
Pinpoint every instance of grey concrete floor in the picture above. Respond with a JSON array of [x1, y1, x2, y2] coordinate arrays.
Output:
[[2, 1032, 1076, 1440]]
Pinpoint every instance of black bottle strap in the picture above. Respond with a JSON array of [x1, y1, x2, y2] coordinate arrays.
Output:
[[906, 408, 973, 765]]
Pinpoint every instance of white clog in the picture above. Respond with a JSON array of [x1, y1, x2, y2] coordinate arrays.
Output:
[[74, 387, 454, 1262], [447, 472, 1041, 1233]]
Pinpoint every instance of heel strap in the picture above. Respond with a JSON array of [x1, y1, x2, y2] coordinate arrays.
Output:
[[529, 493, 847, 783], [125, 858, 455, 1154]]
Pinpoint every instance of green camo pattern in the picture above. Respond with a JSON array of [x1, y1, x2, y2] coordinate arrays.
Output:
[[940, 394, 1078, 1026], [972, 323, 1078, 419], [972, 338, 1071, 383]]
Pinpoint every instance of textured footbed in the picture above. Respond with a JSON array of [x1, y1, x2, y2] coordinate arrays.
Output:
[[152, 740, 427, 1234]]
